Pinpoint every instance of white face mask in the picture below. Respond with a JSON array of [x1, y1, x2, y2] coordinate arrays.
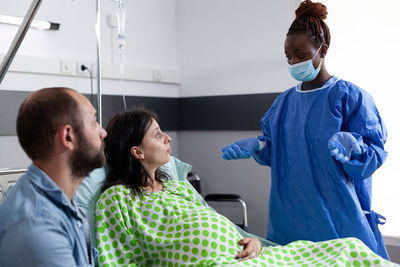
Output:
[[288, 45, 323, 82]]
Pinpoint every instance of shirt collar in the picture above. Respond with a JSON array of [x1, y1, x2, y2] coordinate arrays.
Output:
[[27, 163, 83, 219]]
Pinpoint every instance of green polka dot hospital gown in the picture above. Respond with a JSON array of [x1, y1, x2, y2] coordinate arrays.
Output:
[[96, 179, 397, 267]]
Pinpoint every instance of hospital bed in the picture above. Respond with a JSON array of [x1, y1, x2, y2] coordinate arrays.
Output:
[[0, 168, 26, 203]]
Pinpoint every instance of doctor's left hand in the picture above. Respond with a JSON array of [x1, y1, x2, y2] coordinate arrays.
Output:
[[235, 238, 261, 261]]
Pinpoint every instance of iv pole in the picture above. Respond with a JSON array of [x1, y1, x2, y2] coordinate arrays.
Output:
[[95, 0, 103, 126], [95, 0, 123, 126], [96, 0, 125, 123]]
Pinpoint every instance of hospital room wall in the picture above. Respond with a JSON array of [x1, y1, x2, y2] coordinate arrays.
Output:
[[0, 0, 181, 168], [0, 0, 180, 95], [175, 0, 300, 238]]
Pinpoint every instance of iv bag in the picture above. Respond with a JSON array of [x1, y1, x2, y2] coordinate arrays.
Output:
[[117, 3, 126, 49]]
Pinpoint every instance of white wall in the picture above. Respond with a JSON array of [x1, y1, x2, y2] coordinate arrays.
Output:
[[177, 0, 299, 97], [0, 136, 30, 169]]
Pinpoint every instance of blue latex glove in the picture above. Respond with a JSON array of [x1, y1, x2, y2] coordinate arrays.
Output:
[[328, 132, 367, 163], [222, 137, 260, 160]]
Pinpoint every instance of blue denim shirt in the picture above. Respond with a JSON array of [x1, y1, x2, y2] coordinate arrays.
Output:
[[0, 164, 96, 266]]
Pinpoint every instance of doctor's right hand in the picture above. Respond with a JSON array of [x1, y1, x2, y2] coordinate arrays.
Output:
[[222, 137, 260, 160]]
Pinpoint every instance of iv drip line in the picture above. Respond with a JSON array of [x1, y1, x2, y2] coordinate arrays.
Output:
[[119, 48, 127, 110], [116, 0, 127, 110]]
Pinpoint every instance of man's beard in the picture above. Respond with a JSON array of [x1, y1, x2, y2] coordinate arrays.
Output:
[[69, 133, 106, 179]]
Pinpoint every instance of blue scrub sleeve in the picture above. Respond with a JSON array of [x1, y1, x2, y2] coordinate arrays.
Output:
[[253, 103, 277, 166], [342, 90, 388, 181], [253, 136, 271, 166]]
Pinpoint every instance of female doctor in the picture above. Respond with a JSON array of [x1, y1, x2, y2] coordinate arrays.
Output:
[[222, 0, 389, 260]]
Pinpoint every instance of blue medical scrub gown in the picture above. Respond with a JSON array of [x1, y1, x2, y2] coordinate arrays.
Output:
[[253, 76, 389, 259]]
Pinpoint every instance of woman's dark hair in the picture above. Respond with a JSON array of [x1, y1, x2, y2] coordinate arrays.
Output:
[[287, 0, 331, 47], [102, 107, 169, 195]]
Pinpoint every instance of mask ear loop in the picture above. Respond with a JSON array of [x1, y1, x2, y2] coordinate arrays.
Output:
[[312, 45, 324, 69], [311, 45, 323, 60]]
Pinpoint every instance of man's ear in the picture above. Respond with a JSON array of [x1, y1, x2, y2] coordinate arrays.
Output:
[[130, 146, 144, 160], [59, 125, 75, 151]]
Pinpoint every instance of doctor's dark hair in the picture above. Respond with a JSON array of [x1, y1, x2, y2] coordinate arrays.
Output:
[[287, 0, 331, 47], [16, 87, 82, 161], [102, 107, 169, 196]]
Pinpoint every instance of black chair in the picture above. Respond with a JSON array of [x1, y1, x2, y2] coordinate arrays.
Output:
[[187, 172, 248, 231]]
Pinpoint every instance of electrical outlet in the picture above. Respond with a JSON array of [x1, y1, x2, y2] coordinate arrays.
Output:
[[60, 60, 74, 75], [77, 61, 92, 76]]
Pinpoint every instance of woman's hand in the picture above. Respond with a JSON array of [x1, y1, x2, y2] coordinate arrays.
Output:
[[235, 238, 261, 261]]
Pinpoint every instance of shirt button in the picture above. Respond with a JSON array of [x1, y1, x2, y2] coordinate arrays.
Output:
[[77, 221, 82, 227]]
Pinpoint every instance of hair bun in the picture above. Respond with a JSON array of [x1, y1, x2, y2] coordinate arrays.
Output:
[[295, 0, 328, 20]]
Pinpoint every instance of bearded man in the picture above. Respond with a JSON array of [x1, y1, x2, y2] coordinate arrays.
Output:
[[0, 87, 107, 266]]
